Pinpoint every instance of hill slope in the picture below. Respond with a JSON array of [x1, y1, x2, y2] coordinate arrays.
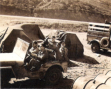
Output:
[[0, 0, 111, 22]]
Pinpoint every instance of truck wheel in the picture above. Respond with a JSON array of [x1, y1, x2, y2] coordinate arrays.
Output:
[[91, 43, 100, 53], [45, 67, 63, 85], [103, 49, 108, 53], [100, 37, 109, 47]]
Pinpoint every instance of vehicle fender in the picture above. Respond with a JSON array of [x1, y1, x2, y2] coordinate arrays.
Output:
[[90, 39, 100, 45], [46, 65, 64, 73]]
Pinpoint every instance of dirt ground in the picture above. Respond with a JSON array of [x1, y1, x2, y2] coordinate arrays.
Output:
[[41, 29, 111, 80], [0, 15, 111, 88]]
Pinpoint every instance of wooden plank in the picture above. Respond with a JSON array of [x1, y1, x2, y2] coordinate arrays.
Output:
[[89, 23, 110, 27], [88, 26, 109, 31], [87, 30, 110, 37]]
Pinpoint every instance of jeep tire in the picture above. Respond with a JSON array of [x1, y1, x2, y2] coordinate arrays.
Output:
[[45, 67, 63, 85], [91, 43, 100, 53]]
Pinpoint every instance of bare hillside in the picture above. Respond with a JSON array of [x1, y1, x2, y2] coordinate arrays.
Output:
[[0, 0, 111, 22]]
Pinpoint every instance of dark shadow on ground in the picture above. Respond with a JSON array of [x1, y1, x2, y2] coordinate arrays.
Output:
[[68, 61, 79, 67], [1, 67, 74, 89], [72, 55, 99, 64], [1, 68, 15, 88], [98, 50, 111, 57], [2, 78, 74, 89]]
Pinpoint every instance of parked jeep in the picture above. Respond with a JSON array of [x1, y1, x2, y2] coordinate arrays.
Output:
[[87, 22, 111, 53], [0, 38, 68, 85]]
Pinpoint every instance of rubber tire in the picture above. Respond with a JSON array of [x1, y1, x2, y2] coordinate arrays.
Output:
[[100, 37, 109, 48], [45, 67, 63, 85], [91, 43, 100, 53], [103, 49, 108, 53]]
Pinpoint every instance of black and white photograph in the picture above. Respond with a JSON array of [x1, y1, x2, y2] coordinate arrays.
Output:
[[0, 0, 111, 89]]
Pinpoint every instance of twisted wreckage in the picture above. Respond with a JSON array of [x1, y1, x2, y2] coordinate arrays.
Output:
[[0, 24, 84, 85]]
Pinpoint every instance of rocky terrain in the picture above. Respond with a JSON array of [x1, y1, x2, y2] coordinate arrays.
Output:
[[0, 0, 111, 22]]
